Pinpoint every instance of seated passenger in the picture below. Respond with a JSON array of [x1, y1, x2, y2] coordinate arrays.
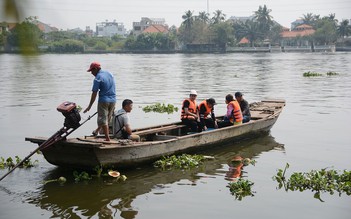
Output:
[[218, 94, 243, 128], [113, 99, 140, 142], [235, 92, 251, 123], [181, 90, 200, 133], [198, 98, 218, 131]]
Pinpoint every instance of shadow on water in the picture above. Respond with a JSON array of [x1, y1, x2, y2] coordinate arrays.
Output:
[[23, 134, 284, 218]]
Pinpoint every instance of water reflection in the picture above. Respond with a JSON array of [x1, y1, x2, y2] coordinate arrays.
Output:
[[24, 134, 284, 218]]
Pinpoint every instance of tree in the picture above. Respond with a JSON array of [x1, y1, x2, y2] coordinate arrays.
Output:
[[211, 10, 226, 24], [253, 5, 273, 39], [181, 10, 195, 44], [210, 21, 234, 50], [302, 13, 315, 26], [313, 19, 337, 45], [238, 20, 262, 47], [196, 11, 210, 24], [7, 17, 43, 53], [337, 19, 351, 39]]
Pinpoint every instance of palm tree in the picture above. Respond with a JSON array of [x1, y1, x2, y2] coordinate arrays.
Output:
[[211, 10, 226, 24], [253, 5, 273, 39], [181, 10, 195, 44], [302, 13, 314, 25], [337, 19, 351, 42], [182, 10, 194, 30], [239, 20, 262, 47], [197, 11, 210, 24]]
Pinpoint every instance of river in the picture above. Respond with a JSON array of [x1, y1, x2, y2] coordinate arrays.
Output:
[[0, 53, 350, 219]]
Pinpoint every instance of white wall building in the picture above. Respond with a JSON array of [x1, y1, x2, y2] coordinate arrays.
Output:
[[96, 20, 127, 37]]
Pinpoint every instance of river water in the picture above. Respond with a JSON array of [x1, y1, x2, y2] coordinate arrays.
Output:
[[0, 53, 350, 219]]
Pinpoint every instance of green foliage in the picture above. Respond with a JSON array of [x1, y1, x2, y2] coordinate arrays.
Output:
[[326, 71, 339, 76], [273, 163, 351, 201], [48, 39, 84, 53], [154, 154, 212, 170], [303, 71, 339, 77], [303, 71, 323, 77], [0, 156, 38, 169], [73, 171, 92, 182], [44, 176, 67, 185], [142, 103, 178, 114], [227, 178, 255, 200]]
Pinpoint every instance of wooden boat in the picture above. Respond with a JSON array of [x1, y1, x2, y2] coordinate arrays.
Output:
[[25, 99, 285, 169]]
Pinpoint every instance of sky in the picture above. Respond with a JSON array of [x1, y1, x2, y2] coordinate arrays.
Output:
[[1, 0, 350, 31]]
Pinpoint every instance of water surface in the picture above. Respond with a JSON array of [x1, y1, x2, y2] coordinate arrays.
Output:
[[0, 53, 350, 218]]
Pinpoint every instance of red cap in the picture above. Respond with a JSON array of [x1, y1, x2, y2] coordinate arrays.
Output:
[[87, 62, 101, 72]]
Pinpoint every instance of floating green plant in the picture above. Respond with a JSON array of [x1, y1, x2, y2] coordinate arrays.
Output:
[[227, 178, 255, 201], [326, 71, 339, 76], [0, 156, 38, 169], [73, 171, 92, 182], [142, 103, 178, 114], [154, 154, 214, 170], [303, 71, 323, 77], [273, 163, 351, 202]]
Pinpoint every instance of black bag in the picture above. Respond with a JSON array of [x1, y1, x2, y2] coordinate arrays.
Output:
[[57, 102, 81, 129]]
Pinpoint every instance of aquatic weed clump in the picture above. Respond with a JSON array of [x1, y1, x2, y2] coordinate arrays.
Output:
[[227, 178, 255, 201], [154, 154, 213, 170], [273, 163, 351, 201], [0, 156, 38, 169], [142, 103, 178, 114], [326, 71, 339, 76], [303, 71, 323, 77]]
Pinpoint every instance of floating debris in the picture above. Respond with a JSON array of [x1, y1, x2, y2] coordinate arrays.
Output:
[[303, 71, 323, 77], [326, 71, 339, 76], [108, 170, 120, 178]]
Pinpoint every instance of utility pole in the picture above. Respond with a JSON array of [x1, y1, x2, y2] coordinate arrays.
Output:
[[207, 0, 209, 14]]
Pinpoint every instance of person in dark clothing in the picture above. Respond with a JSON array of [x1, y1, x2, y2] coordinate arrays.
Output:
[[198, 98, 218, 131], [235, 92, 251, 123]]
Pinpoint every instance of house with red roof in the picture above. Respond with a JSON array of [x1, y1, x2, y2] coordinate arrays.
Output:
[[142, 24, 169, 34], [280, 24, 315, 46]]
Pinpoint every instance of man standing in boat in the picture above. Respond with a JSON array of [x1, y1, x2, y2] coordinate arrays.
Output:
[[113, 99, 140, 142], [84, 62, 116, 141], [181, 90, 200, 132], [235, 92, 251, 123], [198, 98, 218, 131]]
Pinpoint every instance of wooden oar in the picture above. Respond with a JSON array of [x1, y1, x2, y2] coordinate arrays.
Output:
[[0, 112, 97, 182]]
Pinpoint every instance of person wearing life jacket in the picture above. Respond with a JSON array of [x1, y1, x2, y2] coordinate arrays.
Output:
[[235, 92, 251, 123], [181, 90, 200, 132], [218, 94, 243, 128], [198, 98, 218, 131]]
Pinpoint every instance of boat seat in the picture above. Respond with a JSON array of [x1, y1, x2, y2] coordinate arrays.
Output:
[[133, 124, 186, 136]]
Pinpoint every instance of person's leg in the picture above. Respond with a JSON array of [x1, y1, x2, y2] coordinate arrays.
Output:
[[218, 120, 233, 128], [98, 103, 111, 141], [205, 118, 215, 128]]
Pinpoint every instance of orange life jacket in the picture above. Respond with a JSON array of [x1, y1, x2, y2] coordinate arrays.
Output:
[[199, 100, 212, 118], [228, 100, 243, 123], [181, 99, 197, 120]]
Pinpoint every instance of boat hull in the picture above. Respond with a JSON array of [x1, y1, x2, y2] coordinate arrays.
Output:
[[26, 100, 285, 169]]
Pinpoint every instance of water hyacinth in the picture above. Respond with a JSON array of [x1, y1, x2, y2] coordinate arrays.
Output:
[[227, 178, 255, 201], [142, 103, 178, 114], [154, 154, 213, 170], [273, 163, 351, 201], [303, 71, 323, 77], [0, 156, 38, 169]]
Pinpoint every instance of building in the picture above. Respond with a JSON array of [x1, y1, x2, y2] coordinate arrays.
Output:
[[280, 24, 315, 46], [96, 20, 127, 37], [291, 19, 304, 30], [228, 16, 254, 24], [142, 24, 169, 34], [132, 17, 166, 35]]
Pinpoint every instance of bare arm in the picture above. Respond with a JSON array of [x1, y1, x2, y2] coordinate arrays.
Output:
[[84, 91, 97, 113]]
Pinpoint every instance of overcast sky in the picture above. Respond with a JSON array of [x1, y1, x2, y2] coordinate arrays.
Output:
[[1, 0, 350, 30]]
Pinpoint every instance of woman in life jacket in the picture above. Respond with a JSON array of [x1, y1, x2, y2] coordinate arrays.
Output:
[[218, 94, 243, 128], [181, 90, 200, 132]]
